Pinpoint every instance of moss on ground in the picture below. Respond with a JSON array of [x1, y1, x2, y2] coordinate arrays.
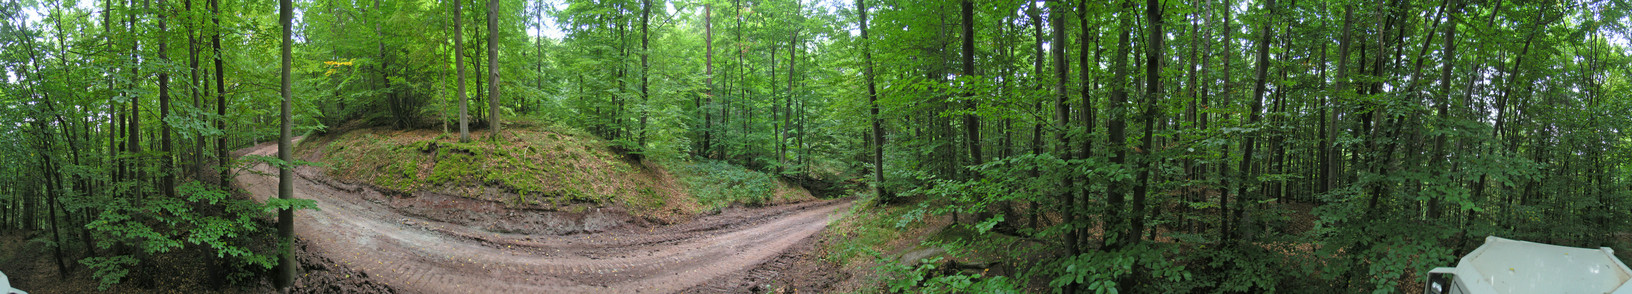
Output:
[[298, 117, 810, 220]]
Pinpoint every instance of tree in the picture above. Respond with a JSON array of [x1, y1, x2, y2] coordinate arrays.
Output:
[[276, 0, 297, 289], [1125, 0, 1163, 247], [703, 3, 714, 158], [159, 0, 176, 199], [857, 0, 884, 201], [961, 0, 979, 169], [1102, 0, 1133, 250], [457, 0, 470, 142], [638, 0, 651, 159], [1046, 0, 1075, 269], [213, 0, 229, 188], [487, 0, 501, 136]]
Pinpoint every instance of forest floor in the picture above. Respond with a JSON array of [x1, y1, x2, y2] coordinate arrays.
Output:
[[233, 139, 853, 293]]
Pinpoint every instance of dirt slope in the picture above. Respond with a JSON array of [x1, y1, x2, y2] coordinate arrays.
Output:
[[236, 141, 850, 293]]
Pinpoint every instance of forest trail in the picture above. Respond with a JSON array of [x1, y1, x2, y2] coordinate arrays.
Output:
[[235, 140, 851, 293]]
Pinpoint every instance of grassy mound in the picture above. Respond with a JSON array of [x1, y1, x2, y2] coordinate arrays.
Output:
[[297, 118, 812, 220]]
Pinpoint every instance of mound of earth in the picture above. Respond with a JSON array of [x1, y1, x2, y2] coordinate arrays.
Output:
[[294, 119, 813, 232]]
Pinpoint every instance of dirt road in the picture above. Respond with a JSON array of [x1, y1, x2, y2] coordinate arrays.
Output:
[[235, 141, 850, 293]]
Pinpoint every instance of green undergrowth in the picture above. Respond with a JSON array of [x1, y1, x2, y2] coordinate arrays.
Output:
[[823, 197, 1045, 293], [305, 118, 676, 212], [301, 118, 813, 217], [669, 160, 814, 210]]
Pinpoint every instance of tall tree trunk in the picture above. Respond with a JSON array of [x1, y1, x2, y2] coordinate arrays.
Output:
[[857, 0, 885, 201], [1234, 0, 1276, 242], [1428, 0, 1460, 220], [1103, 0, 1133, 250], [34, 122, 69, 278], [128, 0, 143, 206], [637, 0, 650, 159], [786, 8, 799, 172], [1216, 0, 1235, 243], [961, 0, 980, 168], [185, 0, 204, 180], [703, 4, 713, 158], [488, 0, 501, 136], [212, 0, 229, 188], [1329, 5, 1353, 194], [1076, 0, 1096, 249], [1046, 2, 1076, 293], [457, 0, 470, 142], [1127, 0, 1162, 246], [159, 0, 176, 199], [1025, 0, 1044, 231], [275, 0, 296, 289]]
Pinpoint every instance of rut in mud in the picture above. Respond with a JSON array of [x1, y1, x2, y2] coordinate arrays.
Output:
[[235, 141, 851, 293]]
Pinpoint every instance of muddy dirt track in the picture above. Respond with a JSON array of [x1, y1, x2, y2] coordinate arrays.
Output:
[[235, 141, 851, 293]]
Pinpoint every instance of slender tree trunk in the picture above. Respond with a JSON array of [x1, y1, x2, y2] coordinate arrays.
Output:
[[786, 10, 799, 172], [638, 0, 650, 159], [1217, 0, 1235, 243], [184, 0, 204, 180], [1127, 0, 1162, 246], [159, 0, 176, 199], [1026, 0, 1044, 230], [1046, 2, 1076, 292], [128, 0, 143, 206], [488, 0, 501, 136], [1233, 0, 1276, 242], [30, 121, 69, 278], [703, 5, 714, 158], [1428, 0, 1460, 220], [1183, 11, 1199, 227], [1103, 0, 1133, 250], [857, 0, 885, 201], [1329, 5, 1353, 194], [1076, 0, 1096, 248], [961, 0, 981, 168], [456, 0, 470, 142], [275, 0, 296, 289], [209, 0, 229, 188]]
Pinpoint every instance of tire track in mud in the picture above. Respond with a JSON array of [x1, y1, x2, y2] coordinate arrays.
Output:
[[236, 141, 850, 293]]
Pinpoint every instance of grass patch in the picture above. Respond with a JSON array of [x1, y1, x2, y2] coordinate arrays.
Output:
[[302, 118, 691, 214], [300, 117, 815, 222], [826, 199, 917, 265], [671, 160, 813, 209], [821, 197, 1052, 293]]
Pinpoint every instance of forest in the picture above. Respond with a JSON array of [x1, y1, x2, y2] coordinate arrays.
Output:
[[1, 0, 1631, 292]]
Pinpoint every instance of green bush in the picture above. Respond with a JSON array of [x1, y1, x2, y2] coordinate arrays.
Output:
[[83, 180, 314, 290], [678, 160, 778, 208]]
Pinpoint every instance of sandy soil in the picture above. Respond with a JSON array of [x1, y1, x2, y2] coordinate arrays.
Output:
[[235, 140, 851, 294]]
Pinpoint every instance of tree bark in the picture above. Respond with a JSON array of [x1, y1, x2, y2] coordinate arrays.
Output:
[[703, 4, 713, 158], [1076, 0, 1096, 248], [1234, 0, 1276, 242], [1127, 0, 1162, 246], [276, 0, 297, 289], [1046, 1, 1076, 293], [857, 0, 885, 201], [488, 0, 501, 136], [185, 0, 204, 180], [638, 0, 650, 160], [1428, 0, 1460, 220], [457, 0, 470, 142], [159, 0, 176, 199], [1103, 0, 1133, 250], [212, 0, 229, 188], [961, 0, 980, 168], [128, 0, 143, 206]]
